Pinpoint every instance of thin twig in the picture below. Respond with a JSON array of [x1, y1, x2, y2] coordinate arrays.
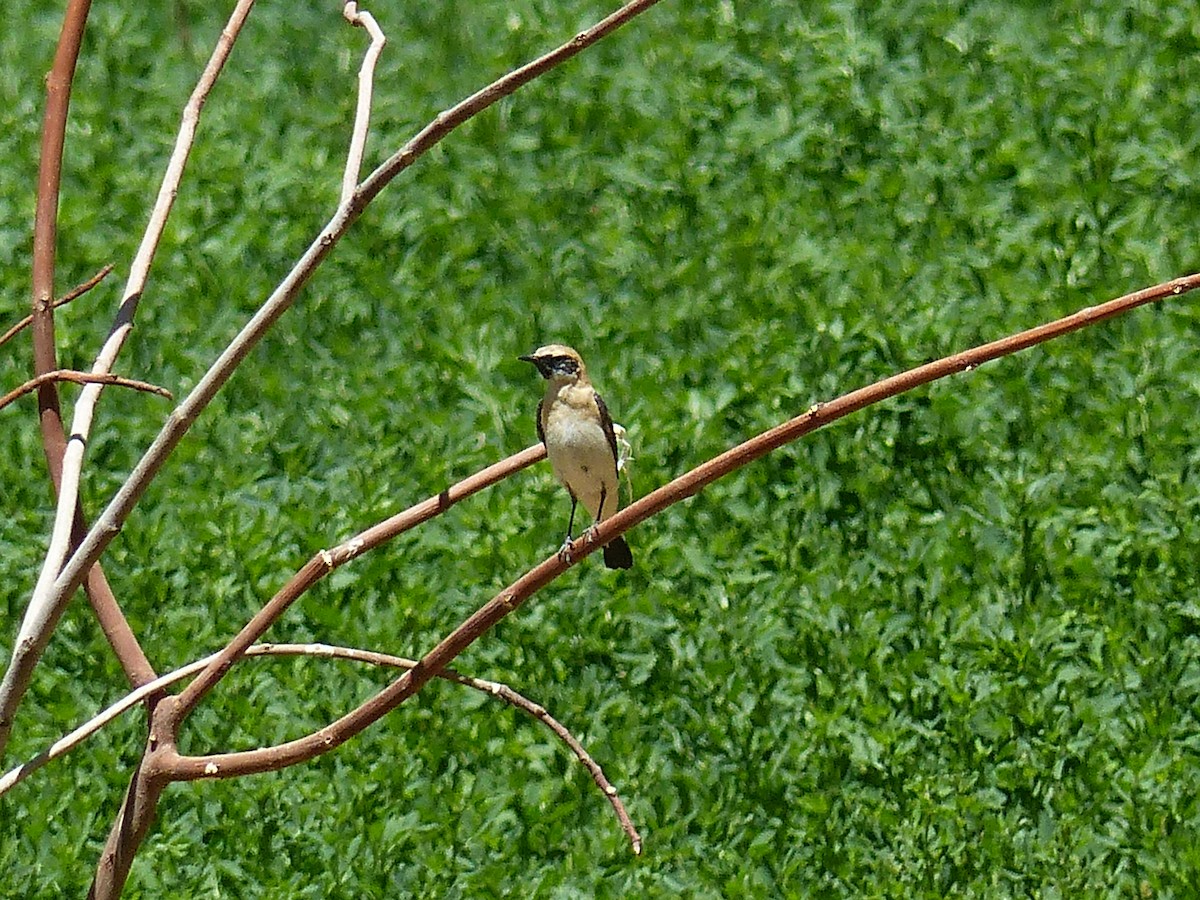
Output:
[[151, 273, 1200, 784], [0, 642, 641, 854], [0, 264, 113, 348], [340, 2, 386, 206], [0, 0, 258, 761], [0, 370, 171, 413]]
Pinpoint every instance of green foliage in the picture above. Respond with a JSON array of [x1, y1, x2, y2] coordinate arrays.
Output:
[[3, 0, 1200, 896]]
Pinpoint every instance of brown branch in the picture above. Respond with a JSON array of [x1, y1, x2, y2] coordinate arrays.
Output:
[[24, 0, 157, 703], [2, 640, 639, 851], [88, 757, 167, 900], [0, 370, 172, 413], [152, 272, 1199, 786], [30, 0, 88, 416], [356, 0, 667, 208], [257, 644, 642, 854], [0, 263, 113, 348], [84, 645, 637, 896]]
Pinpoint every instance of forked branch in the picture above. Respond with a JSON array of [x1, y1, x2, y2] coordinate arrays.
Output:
[[0, 263, 112, 348], [0, 642, 640, 852]]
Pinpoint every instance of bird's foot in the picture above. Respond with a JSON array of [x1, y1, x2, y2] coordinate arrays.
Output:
[[557, 536, 574, 564], [583, 524, 601, 545]]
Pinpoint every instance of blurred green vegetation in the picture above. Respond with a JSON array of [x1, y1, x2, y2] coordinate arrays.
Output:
[[2, 0, 1199, 896]]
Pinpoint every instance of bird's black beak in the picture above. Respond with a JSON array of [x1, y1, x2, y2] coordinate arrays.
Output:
[[519, 353, 549, 378]]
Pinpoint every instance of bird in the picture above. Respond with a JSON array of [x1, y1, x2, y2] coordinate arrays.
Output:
[[519, 344, 633, 570]]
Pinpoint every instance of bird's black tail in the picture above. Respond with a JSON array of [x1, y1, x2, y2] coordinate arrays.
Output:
[[603, 535, 633, 570]]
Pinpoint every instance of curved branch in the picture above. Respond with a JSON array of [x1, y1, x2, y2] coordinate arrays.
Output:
[[340, 2, 386, 205], [174, 443, 545, 716], [0, 371, 172, 413], [1, 642, 640, 854]]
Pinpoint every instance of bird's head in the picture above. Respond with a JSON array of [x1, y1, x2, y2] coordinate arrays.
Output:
[[519, 344, 586, 383]]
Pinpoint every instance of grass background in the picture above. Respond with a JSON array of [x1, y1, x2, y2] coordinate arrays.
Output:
[[2, 0, 1200, 896]]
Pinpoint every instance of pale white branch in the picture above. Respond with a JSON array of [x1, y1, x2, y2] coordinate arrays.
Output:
[[341, 2, 387, 205]]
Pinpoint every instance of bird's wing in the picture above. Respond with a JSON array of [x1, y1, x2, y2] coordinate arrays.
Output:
[[535, 397, 546, 447], [593, 391, 620, 469]]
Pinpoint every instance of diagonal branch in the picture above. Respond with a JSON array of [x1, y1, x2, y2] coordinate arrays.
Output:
[[0, 642, 640, 853], [356, 0, 665, 204], [151, 272, 1200, 784], [174, 443, 545, 716], [0, 263, 113, 349]]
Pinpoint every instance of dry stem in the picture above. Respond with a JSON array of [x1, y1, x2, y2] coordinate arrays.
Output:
[[0, 642, 640, 853], [0, 0, 258, 760], [340, 2, 386, 205]]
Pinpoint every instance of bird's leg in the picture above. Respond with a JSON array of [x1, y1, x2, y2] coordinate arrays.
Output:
[[558, 494, 578, 562], [583, 486, 607, 545]]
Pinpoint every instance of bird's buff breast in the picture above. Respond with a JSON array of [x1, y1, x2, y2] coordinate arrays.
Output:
[[544, 413, 611, 469], [543, 407, 616, 515]]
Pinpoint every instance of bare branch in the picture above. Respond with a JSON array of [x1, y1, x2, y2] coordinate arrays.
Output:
[[30, 0, 89, 436], [174, 443, 546, 716], [357, 0, 667, 204], [0, 263, 113, 348], [89, 757, 167, 900], [340, 2, 386, 205], [153, 272, 1200, 783], [0, 370, 172, 413], [3, 0, 666, 760]]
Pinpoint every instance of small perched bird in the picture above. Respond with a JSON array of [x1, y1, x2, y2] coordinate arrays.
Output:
[[519, 344, 633, 570]]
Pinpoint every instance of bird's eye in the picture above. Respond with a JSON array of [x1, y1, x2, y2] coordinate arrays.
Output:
[[553, 358, 578, 375]]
